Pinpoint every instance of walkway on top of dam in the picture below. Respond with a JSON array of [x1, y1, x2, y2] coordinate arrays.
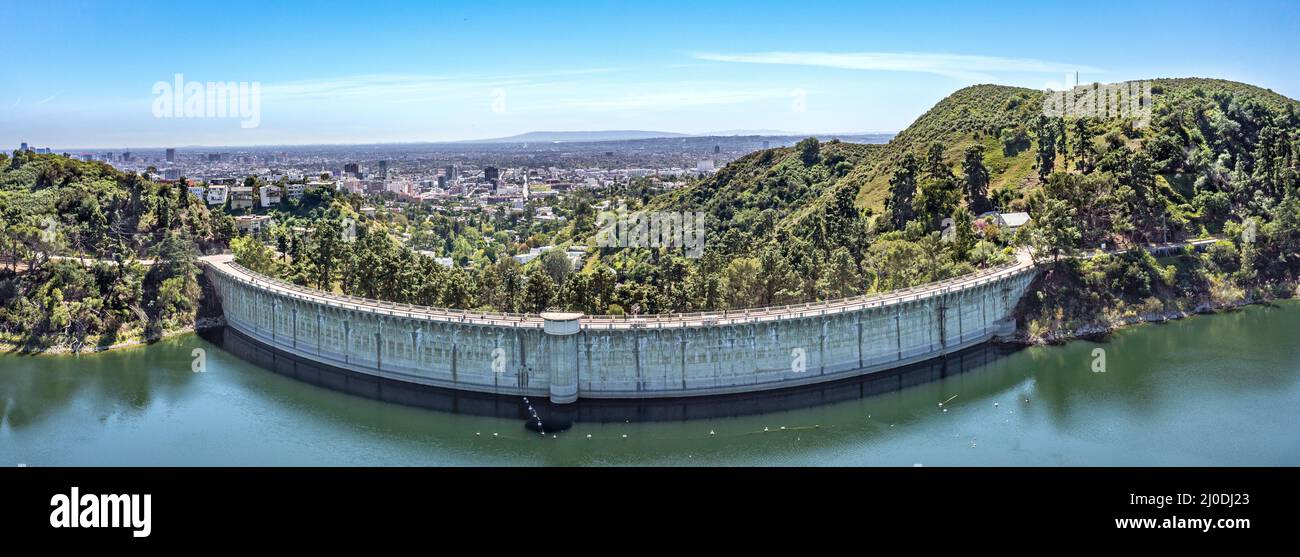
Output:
[[197, 237, 1218, 331], [198, 249, 1037, 331]]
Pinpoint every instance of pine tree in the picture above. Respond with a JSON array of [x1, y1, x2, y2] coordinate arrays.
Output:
[[962, 144, 991, 214], [887, 153, 920, 229]]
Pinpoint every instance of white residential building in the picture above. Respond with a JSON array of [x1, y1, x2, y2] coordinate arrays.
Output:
[[260, 186, 283, 207], [205, 185, 229, 206]]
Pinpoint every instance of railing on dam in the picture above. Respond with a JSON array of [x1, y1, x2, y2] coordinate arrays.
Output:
[[204, 251, 1035, 331]]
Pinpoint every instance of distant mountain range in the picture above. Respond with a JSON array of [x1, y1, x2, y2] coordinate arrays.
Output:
[[461, 129, 887, 144], [463, 130, 692, 143]]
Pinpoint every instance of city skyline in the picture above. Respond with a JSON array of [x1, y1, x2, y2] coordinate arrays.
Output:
[[3, 0, 1299, 148]]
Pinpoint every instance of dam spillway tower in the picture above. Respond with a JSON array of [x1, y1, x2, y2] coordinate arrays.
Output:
[[541, 312, 582, 404]]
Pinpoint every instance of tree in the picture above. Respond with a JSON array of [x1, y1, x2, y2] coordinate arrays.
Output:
[[540, 248, 573, 285], [887, 153, 920, 229], [961, 144, 992, 214], [757, 245, 798, 306], [817, 247, 861, 299], [1073, 117, 1098, 173], [721, 256, 761, 310], [913, 175, 960, 231], [231, 235, 278, 276], [950, 206, 976, 261], [865, 239, 927, 292], [308, 219, 343, 290], [522, 265, 556, 312], [796, 137, 820, 166], [1031, 198, 1081, 264], [1055, 117, 1069, 164], [1034, 116, 1058, 179], [923, 142, 951, 180]]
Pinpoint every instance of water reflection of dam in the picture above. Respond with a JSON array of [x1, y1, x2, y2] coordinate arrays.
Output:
[[200, 251, 1036, 405], [204, 326, 1025, 426]]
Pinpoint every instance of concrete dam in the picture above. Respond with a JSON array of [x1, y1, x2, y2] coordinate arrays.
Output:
[[199, 253, 1038, 404]]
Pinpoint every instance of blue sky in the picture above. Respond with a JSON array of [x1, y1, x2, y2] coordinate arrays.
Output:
[[3, 0, 1299, 148]]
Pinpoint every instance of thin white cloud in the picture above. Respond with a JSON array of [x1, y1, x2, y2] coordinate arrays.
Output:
[[257, 71, 790, 115], [694, 51, 1102, 82], [533, 87, 793, 112], [261, 68, 621, 102]]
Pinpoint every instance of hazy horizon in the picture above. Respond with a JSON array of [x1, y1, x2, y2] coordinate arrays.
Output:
[[37, 129, 899, 152]]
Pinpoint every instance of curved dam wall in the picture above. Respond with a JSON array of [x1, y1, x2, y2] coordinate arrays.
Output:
[[200, 254, 1037, 403]]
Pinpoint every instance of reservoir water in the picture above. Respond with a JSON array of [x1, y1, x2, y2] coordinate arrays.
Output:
[[3, 302, 1299, 466]]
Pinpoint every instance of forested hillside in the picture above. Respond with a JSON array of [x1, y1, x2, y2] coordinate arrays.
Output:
[[0, 152, 234, 351], [576, 77, 1300, 326]]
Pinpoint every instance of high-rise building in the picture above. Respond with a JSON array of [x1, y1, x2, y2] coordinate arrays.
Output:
[[484, 166, 499, 182], [20, 142, 29, 152], [713, 144, 721, 154], [344, 163, 360, 177], [121, 152, 131, 162], [444, 165, 458, 184], [166, 148, 176, 162], [377, 160, 389, 179]]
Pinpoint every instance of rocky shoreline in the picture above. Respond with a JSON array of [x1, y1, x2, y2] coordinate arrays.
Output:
[[1007, 286, 1296, 346], [0, 316, 226, 355]]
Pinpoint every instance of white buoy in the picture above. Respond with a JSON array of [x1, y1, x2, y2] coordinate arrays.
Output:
[[586, 434, 592, 439], [942, 408, 947, 413], [709, 430, 715, 435], [475, 432, 481, 436], [994, 402, 999, 408], [493, 432, 499, 437], [622, 434, 628, 439]]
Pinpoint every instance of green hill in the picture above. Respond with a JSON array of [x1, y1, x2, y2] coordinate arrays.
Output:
[[652, 77, 1300, 247], [0, 152, 234, 351], [563, 76, 1300, 314]]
